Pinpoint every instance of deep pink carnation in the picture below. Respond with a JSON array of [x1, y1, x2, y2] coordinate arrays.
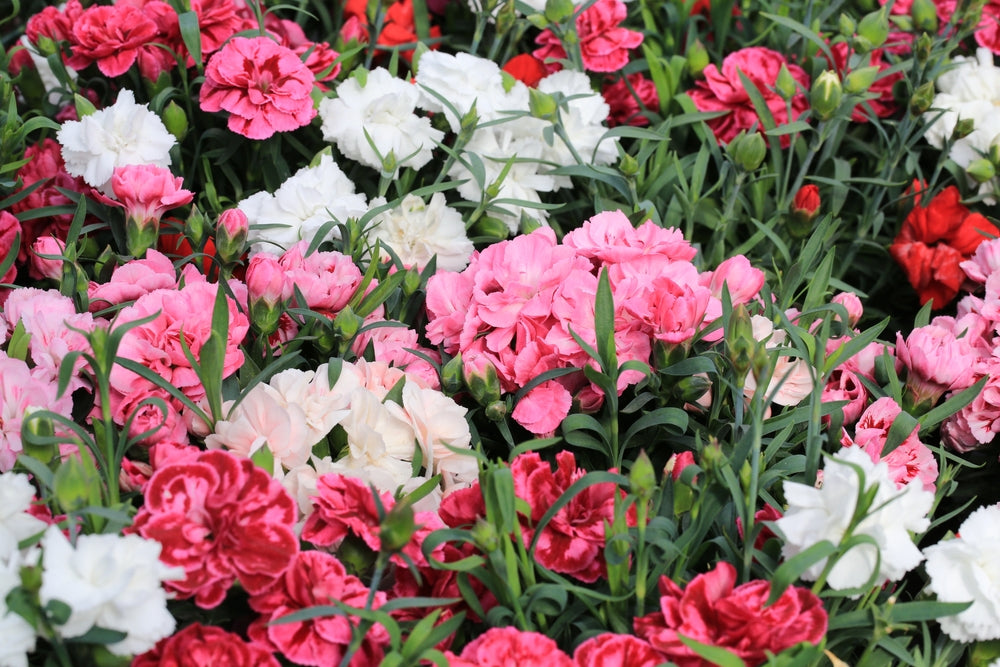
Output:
[[602, 73, 659, 127], [634, 562, 827, 667], [132, 623, 281, 667], [248, 551, 388, 667], [688, 46, 810, 146], [68, 4, 159, 76], [200, 36, 317, 139], [129, 449, 299, 608], [573, 633, 662, 667], [445, 627, 574, 667], [533, 0, 643, 73]]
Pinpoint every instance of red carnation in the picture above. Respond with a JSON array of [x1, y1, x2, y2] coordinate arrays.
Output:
[[133, 623, 280, 667], [130, 450, 299, 608]]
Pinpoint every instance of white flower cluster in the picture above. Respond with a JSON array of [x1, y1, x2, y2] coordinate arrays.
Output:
[[923, 48, 1000, 202], [208, 360, 477, 516], [774, 447, 933, 593], [414, 51, 617, 233], [239, 152, 368, 255], [57, 89, 176, 192], [923, 503, 1000, 642], [0, 473, 181, 665]]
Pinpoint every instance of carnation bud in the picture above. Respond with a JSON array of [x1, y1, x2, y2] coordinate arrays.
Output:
[[528, 87, 559, 121], [53, 453, 103, 514], [380, 150, 399, 179], [458, 101, 479, 142], [629, 450, 657, 501], [967, 158, 996, 183], [856, 7, 889, 49], [465, 358, 502, 405], [810, 71, 843, 121], [21, 409, 57, 464], [380, 502, 416, 553], [485, 399, 508, 421], [471, 518, 500, 552], [520, 215, 544, 235], [953, 118, 976, 140], [843, 65, 881, 94], [774, 63, 798, 100], [215, 208, 248, 264], [699, 439, 725, 474], [441, 353, 464, 395], [914, 32, 933, 62], [990, 134, 1000, 166], [162, 100, 188, 141], [851, 34, 874, 54], [838, 13, 857, 37], [74, 93, 97, 118], [910, 0, 939, 32], [789, 183, 821, 238], [544, 0, 575, 23], [686, 39, 710, 78], [245, 254, 289, 334], [332, 304, 364, 341], [470, 216, 510, 242], [185, 204, 207, 247], [726, 303, 756, 381], [726, 131, 767, 172], [34, 34, 58, 57], [909, 81, 935, 115], [402, 265, 422, 296], [30, 236, 66, 281], [674, 373, 712, 404], [495, 0, 517, 35], [832, 291, 864, 327], [619, 152, 639, 177]]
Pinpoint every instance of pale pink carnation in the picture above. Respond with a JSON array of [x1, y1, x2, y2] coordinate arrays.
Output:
[[0, 352, 73, 471], [961, 237, 1000, 285], [200, 36, 317, 140], [88, 250, 177, 311], [941, 360, 1000, 452], [278, 242, 365, 317], [700, 255, 766, 307], [511, 380, 573, 436], [563, 211, 695, 266], [101, 164, 193, 227], [896, 325, 978, 407]]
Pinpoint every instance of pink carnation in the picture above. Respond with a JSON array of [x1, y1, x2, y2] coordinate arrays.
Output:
[[602, 73, 659, 127], [101, 164, 193, 228], [688, 46, 810, 146], [0, 352, 73, 471], [129, 449, 299, 608], [200, 36, 317, 140], [133, 623, 281, 667], [87, 250, 177, 311], [248, 551, 388, 667], [445, 626, 573, 667], [67, 4, 158, 76], [845, 396, 939, 492], [533, 0, 643, 73], [573, 633, 662, 667], [896, 325, 977, 408], [278, 242, 366, 317]]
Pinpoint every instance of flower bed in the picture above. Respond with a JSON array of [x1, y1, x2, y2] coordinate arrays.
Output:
[[3, 0, 1000, 665]]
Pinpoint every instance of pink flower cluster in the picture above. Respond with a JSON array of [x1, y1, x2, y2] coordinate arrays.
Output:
[[533, 0, 643, 73], [425, 210, 763, 435]]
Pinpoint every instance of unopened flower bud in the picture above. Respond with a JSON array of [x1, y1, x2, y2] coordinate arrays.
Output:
[[967, 158, 996, 183], [53, 453, 102, 514], [21, 409, 57, 464], [811, 71, 843, 121], [380, 150, 398, 178], [30, 236, 66, 281], [774, 63, 798, 100], [619, 152, 639, 177], [528, 87, 558, 121], [162, 100, 188, 142], [495, 0, 517, 35], [726, 131, 767, 172], [470, 216, 510, 242], [856, 7, 889, 49], [186, 204, 207, 247], [953, 118, 976, 140], [910, 0, 938, 32], [465, 358, 502, 405], [74, 93, 97, 118], [686, 39, 710, 78], [674, 373, 712, 404], [914, 32, 933, 62], [332, 304, 364, 341], [441, 353, 464, 394], [788, 183, 821, 238], [726, 304, 756, 380], [910, 81, 935, 115], [485, 400, 508, 421], [544, 0, 575, 23], [215, 208, 248, 264], [838, 12, 857, 37], [245, 254, 289, 334], [629, 450, 657, 500], [402, 265, 422, 296], [990, 134, 1000, 166], [380, 502, 416, 553], [843, 65, 881, 94], [458, 101, 479, 142], [471, 517, 500, 552]]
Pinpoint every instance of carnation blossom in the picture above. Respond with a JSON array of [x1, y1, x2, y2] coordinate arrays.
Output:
[[39, 525, 182, 655], [200, 36, 317, 140], [319, 67, 443, 172], [0, 352, 74, 472], [66, 4, 158, 77], [366, 193, 474, 271], [533, 0, 643, 73], [774, 447, 933, 592], [57, 89, 176, 190], [923, 503, 1000, 642], [0, 472, 48, 562], [0, 555, 36, 667], [444, 626, 573, 667], [133, 623, 281, 667]]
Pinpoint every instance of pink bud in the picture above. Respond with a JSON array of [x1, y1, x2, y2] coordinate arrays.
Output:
[[832, 292, 863, 328], [245, 253, 291, 306], [219, 208, 248, 238], [30, 236, 66, 281]]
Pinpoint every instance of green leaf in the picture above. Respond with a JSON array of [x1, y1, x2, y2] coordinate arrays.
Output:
[[594, 268, 617, 377], [919, 376, 988, 431], [765, 540, 838, 605], [177, 12, 203, 70], [676, 633, 745, 667]]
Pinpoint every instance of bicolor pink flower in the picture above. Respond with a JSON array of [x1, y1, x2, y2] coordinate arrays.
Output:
[[573, 634, 662, 667], [67, 4, 158, 77], [200, 36, 317, 140], [445, 626, 573, 667], [133, 623, 281, 667], [533, 0, 643, 73], [248, 551, 388, 667], [129, 449, 299, 608]]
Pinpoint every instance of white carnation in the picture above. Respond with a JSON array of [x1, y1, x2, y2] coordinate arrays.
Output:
[[0, 554, 36, 667], [416, 51, 523, 130], [537, 70, 617, 186], [240, 153, 368, 254], [332, 388, 418, 490], [924, 503, 1000, 642], [57, 89, 175, 191], [367, 193, 474, 271], [923, 48, 1000, 202], [449, 124, 557, 233], [402, 382, 478, 489], [0, 472, 47, 562], [39, 526, 182, 656], [320, 68, 444, 173], [774, 447, 933, 592]]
